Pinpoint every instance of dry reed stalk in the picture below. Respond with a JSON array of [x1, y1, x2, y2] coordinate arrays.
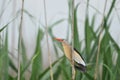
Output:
[[43, 0, 53, 80], [94, 0, 107, 80], [71, 0, 75, 80], [18, 0, 24, 80]]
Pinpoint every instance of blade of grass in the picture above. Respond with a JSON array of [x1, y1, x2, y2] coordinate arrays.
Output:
[[108, 32, 120, 79], [53, 66, 61, 80], [9, 58, 18, 73], [106, 0, 116, 21], [60, 57, 71, 80], [84, 72, 94, 80], [38, 56, 64, 79], [101, 31, 112, 80], [30, 29, 43, 80], [0, 29, 9, 80], [85, 0, 90, 57], [20, 38, 27, 79], [103, 63, 113, 80], [21, 38, 27, 66], [0, 15, 18, 32], [49, 19, 65, 29], [74, 3, 81, 52], [3, 29, 9, 80]]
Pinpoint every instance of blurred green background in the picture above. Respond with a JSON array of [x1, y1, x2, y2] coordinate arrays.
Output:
[[0, 0, 120, 80]]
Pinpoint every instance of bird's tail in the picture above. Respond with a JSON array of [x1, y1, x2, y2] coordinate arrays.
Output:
[[74, 62, 86, 72]]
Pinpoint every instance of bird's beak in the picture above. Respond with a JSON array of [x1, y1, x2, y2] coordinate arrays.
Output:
[[54, 38, 63, 42]]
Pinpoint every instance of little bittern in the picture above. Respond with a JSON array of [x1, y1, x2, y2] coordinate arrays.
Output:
[[55, 38, 86, 72]]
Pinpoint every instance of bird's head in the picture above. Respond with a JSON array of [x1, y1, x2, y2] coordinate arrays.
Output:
[[54, 38, 64, 42]]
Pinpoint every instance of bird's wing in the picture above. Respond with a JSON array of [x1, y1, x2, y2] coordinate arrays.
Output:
[[73, 49, 86, 66]]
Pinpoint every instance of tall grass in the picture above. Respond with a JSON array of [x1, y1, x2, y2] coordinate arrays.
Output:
[[0, 0, 120, 80]]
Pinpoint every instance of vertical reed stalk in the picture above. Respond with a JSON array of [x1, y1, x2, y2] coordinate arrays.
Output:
[[43, 0, 53, 80], [0, 1, 5, 48], [71, 0, 75, 80], [94, 0, 107, 80], [11, 0, 16, 54], [18, 0, 24, 80]]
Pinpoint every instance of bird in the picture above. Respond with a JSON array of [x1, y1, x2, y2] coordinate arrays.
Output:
[[55, 38, 86, 72]]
